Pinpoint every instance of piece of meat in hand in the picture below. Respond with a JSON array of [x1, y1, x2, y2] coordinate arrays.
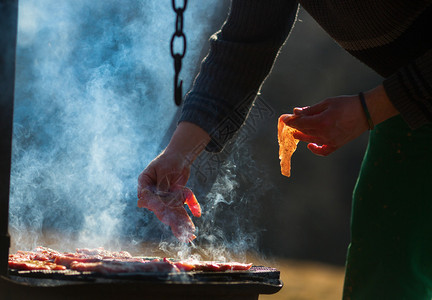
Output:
[[137, 186, 201, 243]]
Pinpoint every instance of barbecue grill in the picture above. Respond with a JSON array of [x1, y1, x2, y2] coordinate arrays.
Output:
[[0, 1, 282, 298], [3, 265, 281, 300]]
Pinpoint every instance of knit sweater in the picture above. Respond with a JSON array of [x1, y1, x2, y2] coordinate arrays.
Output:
[[179, 0, 432, 152]]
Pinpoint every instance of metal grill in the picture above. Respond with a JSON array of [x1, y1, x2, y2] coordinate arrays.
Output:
[[3, 265, 282, 300], [8, 265, 280, 284]]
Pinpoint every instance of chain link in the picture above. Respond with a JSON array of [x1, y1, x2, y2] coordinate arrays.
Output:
[[170, 0, 188, 106]]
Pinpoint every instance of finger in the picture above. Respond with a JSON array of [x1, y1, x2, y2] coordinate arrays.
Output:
[[280, 114, 298, 124], [169, 210, 196, 243], [293, 106, 310, 115], [137, 187, 151, 206], [137, 188, 147, 200], [137, 187, 161, 210], [157, 176, 171, 192], [138, 180, 158, 200], [183, 188, 201, 218], [286, 115, 325, 132], [156, 205, 196, 243], [292, 131, 326, 145], [137, 187, 197, 243], [293, 102, 328, 116], [157, 171, 188, 193], [138, 170, 156, 198], [307, 143, 338, 156], [137, 198, 146, 208]]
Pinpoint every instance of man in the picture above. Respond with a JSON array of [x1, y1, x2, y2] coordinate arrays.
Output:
[[138, 1, 432, 298]]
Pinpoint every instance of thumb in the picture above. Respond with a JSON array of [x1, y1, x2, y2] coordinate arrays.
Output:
[[294, 102, 328, 116]]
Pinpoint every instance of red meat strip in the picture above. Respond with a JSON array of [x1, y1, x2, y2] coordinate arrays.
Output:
[[8, 260, 66, 271], [54, 254, 102, 268], [171, 259, 252, 272]]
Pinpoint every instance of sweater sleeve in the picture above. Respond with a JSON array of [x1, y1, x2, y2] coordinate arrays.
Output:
[[383, 48, 432, 129], [178, 0, 299, 152]]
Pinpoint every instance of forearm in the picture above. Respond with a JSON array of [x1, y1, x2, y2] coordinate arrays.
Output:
[[165, 122, 211, 164], [180, 0, 299, 152]]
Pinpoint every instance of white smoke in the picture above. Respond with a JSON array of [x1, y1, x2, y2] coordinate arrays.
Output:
[[9, 0, 228, 252]]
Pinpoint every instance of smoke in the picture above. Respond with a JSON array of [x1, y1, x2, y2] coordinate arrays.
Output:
[[10, 0, 271, 262], [9, 0, 228, 252], [156, 116, 274, 262]]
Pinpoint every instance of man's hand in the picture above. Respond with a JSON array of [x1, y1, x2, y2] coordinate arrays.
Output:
[[137, 151, 199, 242], [137, 122, 210, 242], [283, 85, 399, 156]]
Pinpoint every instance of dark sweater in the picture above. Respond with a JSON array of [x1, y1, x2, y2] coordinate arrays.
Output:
[[179, 0, 432, 152]]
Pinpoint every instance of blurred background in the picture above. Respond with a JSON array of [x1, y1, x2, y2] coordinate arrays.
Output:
[[8, 1, 383, 299]]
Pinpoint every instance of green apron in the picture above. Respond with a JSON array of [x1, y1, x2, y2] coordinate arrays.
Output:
[[343, 115, 432, 300]]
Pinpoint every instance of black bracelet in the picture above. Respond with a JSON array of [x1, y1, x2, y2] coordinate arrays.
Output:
[[359, 92, 374, 130]]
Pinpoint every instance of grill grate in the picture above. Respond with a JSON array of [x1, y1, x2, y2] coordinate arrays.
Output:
[[8, 265, 280, 283], [5, 265, 282, 299]]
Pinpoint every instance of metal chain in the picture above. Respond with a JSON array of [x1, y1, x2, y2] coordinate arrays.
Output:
[[170, 0, 188, 106]]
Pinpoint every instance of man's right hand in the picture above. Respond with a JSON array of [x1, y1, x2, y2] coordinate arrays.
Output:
[[137, 122, 210, 242]]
